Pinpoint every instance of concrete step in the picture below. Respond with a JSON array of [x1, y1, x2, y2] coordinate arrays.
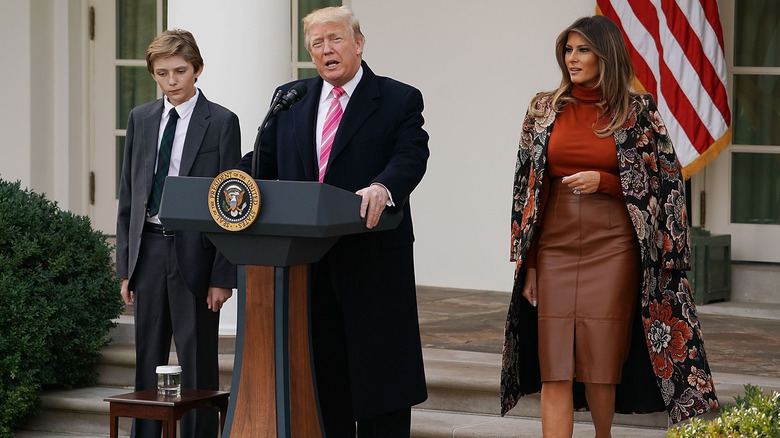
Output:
[[418, 348, 780, 431], [17, 386, 666, 438], [419, 349, 669, 430], [100, 316, 237, 389], [20, 302, 780, 437], [95, 342, 235, 390], [14, 432, 112, 438], [107, 315, 135, 344], [14, 396, 666, 438], [20, 387, 132, 437], [107, 316, 239, 355], [410, 410, 669, 437], [697, 300, 780, 320], [19, 347, 780, 437]]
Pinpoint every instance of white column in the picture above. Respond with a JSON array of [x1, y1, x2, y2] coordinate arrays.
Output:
[[52, 0, 71, 206], [168, 0, 291, 156], [0, 1, 33, 187], [168, 0, 291, 335]]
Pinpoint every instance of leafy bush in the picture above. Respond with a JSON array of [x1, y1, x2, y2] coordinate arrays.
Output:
[[667, 384, 780, 438], [0, 179, 123, 437]]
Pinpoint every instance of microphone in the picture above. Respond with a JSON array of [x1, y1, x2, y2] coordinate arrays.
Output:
[[252, 82, 308, 178], [270, 82, 307, 116], [268, 89, 283, 113]]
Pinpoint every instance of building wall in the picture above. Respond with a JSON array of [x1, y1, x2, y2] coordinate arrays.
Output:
[[0, 0, 86, 212], [352, 0, 597, 291], [168, 0, 293, 156], [0, 0, 637, 294], [4, 0, 765, 299]]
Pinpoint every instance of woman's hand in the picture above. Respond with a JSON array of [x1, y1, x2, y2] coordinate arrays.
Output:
[[522, 268, 538, 307], [562, 171, 600, 195]]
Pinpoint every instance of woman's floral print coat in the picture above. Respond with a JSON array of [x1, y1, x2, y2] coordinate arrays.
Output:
[[500, 93, 718, 423]]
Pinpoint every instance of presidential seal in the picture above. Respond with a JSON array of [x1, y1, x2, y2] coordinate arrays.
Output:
[[208, 170, 260, 231]]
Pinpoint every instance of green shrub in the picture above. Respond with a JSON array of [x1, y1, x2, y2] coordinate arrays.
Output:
[[0, 178, 123, 437], [667, 384, 780, 438]]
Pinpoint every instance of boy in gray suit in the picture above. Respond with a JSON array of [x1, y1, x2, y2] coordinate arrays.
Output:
[[116, 29, 240, 438]]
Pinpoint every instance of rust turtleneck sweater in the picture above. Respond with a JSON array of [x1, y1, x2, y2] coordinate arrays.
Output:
[[525, 85, 624, 268], [547, 84, 623, 198]]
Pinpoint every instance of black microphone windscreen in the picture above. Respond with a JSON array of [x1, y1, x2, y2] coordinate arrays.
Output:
[[270, 82, 309, 116], [289, 82, 307, 100]]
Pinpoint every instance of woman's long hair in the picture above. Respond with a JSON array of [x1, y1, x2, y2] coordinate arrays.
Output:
[[529, 15, 642, 137]]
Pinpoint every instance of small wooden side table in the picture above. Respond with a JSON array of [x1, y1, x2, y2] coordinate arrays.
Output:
[[104, 389, 229, 438]]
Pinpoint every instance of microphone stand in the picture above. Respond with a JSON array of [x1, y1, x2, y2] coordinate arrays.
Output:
[[251, 90, 283, 179]]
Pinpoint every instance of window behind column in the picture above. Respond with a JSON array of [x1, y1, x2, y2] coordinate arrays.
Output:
[[292, 0, 344, 79], [730, 2, 780, 225]]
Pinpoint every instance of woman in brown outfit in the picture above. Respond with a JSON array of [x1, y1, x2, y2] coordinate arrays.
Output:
[[500, 15, 717, 437]]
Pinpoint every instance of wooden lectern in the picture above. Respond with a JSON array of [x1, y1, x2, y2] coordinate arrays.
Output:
[[159, 177, 401, 438]]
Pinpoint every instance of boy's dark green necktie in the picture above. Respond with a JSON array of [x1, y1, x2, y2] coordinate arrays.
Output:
[[147, 108, 179, 216]]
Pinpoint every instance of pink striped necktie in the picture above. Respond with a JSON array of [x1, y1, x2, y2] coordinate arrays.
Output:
[[319, 87, 345, 182]]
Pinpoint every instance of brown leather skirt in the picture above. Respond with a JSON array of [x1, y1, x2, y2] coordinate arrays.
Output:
[[536, 178, 640, 384]]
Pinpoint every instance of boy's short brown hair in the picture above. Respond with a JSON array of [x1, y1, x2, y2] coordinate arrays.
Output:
[[145, 29, 203, 75]]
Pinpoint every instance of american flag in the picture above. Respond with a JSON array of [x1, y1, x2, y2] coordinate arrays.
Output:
[[597, 0, 732, 179]]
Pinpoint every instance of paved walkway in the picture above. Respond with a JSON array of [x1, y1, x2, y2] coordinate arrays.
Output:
[[416, 286, 780, 379]]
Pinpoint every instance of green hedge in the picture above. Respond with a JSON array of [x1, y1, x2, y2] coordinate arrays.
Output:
[[667, 384, 780, 437], [0, 179, 123, 437]]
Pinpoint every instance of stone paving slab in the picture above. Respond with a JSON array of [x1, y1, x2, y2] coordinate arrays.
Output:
[[416, 286, 780, 379]]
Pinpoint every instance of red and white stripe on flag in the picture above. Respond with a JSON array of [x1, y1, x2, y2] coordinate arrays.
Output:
[[596, 0, 732, 179]]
